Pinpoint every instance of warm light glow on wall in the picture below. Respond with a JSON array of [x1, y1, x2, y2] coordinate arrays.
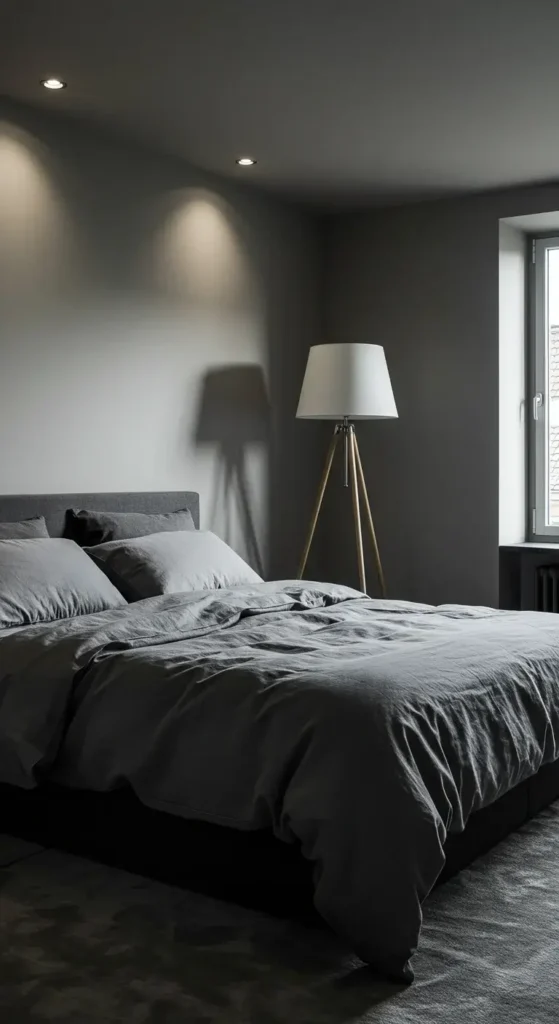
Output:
[[153, 192, 257, 311], [0, 125, 74, 297]]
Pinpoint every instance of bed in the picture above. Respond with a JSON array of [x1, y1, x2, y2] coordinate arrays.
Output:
[[2, 489, 559, 983]]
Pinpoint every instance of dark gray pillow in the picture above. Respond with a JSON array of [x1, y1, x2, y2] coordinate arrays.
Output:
[[86, 530, 263, 600], [68, 507, 196, 546], [0, 516, 49, 540], [0, 538, 126, 628]]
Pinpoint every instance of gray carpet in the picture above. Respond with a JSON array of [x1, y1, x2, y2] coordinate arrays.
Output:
[[2, 808, 559, 1023]]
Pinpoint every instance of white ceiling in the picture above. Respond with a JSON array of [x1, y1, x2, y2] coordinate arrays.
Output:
[[3, 0, 559, 206]]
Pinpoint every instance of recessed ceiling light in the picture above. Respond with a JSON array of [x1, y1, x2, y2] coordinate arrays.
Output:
[[41, 78, 67, 90], [236, 157, 256, 166]]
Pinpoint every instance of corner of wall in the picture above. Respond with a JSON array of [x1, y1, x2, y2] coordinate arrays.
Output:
[[498, 220, 527, 545]]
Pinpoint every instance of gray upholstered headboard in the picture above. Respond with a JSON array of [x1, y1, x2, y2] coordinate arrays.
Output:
[[0, 492, 200, 538]]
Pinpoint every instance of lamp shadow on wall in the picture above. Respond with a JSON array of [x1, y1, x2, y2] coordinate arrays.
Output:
[[195, 364, 269, 576]]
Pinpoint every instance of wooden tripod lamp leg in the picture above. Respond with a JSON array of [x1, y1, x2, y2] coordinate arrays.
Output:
[[349, 430, 366, 593], [297, 427, 339, 579], [353, 433, 387, 598]]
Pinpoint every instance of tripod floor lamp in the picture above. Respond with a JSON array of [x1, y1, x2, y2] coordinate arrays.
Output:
[[296, 343, 398, 596]]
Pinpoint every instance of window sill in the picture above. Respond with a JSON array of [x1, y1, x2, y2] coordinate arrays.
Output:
[[500, 542, 559, 551]]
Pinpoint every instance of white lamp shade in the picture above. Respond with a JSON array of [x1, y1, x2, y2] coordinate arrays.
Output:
[[296, 343, 398, 420]]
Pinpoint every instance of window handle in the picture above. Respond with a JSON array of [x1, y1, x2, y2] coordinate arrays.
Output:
[[533, 392, 543, 420]]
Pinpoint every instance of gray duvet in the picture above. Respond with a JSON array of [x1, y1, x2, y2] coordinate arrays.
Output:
[[1, 580, 559, 981]]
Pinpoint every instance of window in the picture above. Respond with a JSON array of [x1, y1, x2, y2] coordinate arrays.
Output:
[[531, 237, 559, 538]]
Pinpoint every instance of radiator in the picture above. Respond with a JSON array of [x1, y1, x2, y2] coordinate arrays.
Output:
[[536, 566, 559, 613]]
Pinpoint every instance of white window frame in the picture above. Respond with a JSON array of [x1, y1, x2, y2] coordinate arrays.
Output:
[[531, 235, 559, 539]]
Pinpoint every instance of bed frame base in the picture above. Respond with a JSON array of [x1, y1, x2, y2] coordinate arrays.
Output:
[[3, 759, 559, 922]]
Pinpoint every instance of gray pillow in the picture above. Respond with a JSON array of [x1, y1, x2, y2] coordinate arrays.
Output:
[[86, 530, 263, 600], [0, 538, 126, 628], [68, 507, 196, 546], [0, 516, 49, 540]]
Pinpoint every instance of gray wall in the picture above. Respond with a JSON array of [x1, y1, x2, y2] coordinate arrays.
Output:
[[323, 184, 559, 607], [6, 96, 559, 603], [0, 99, 322, 579]]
